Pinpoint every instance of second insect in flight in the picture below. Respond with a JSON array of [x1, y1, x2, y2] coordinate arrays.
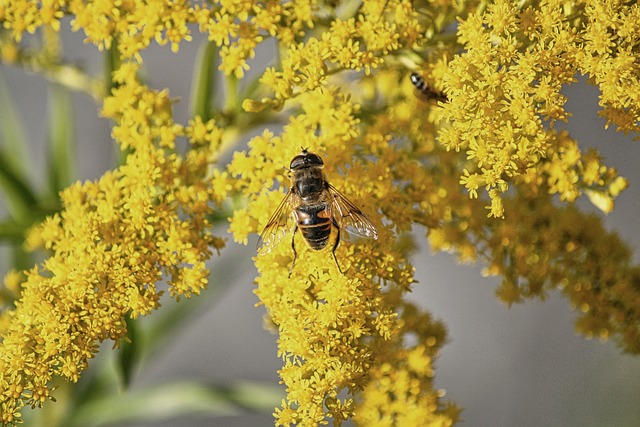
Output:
[[257, 149, 378, 276], [410, 72, 448, 103]]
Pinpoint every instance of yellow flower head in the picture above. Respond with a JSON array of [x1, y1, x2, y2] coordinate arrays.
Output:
[[226, 87, 456, 425], [0, 62, 225, 421], [2, 0, 639, 425]]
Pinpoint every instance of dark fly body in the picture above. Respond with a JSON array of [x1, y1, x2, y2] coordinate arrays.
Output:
[[410, 72, 448, 102], [257, 149, 378, 276]]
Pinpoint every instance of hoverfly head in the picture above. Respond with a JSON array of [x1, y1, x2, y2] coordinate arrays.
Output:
[[290, 149, 324, 171]]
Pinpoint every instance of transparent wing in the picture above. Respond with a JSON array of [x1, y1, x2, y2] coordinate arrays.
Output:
[[328, 184, 378, 239], [256, 190, 297, 253]]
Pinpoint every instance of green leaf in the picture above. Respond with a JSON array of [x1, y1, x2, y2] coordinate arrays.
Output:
[[116, 316, 142, 387], [0, 71, 38, 219], [47, 83, 76, 196], [0, 69, 28, 168], [142, 249, 246, 356], [0, 218, 32, 269], [237, 72, 265, 108], [11, 241, 33, 271], [0, 149, 39, 220], [66, 381, 282, 427], [67, 350, 127, 415], [190, 40, 219, 120], [226, 381, 284, 412], [0, 218, 26, 241]]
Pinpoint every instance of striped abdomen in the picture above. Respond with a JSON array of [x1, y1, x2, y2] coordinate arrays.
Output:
[[410, 72, 447, 102], [295, 203, 332, 250]]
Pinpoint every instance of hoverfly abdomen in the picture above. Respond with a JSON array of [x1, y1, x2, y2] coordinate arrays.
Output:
[[257, 149, 378, 276], [410, 72, 448, 103], [296, 204, 333, 250], [409, 72, 429, 92]]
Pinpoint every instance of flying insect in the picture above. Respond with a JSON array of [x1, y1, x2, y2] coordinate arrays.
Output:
[[257, 149, 378, 276], [410, 72, 448, 102]]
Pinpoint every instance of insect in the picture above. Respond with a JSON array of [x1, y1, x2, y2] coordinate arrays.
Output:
[[257, 149, 378, 276], [410, 72, 448, 102]]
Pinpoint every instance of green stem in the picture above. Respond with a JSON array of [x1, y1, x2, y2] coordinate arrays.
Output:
[[47, 83, 76, 196], [0, 150, 38, 220], [105, 41, 121, 95], [224, 73, 239, 113], [190, 40, 219, 120]]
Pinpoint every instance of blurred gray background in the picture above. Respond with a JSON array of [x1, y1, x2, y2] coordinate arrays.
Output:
[[1, 24, 640, 427]]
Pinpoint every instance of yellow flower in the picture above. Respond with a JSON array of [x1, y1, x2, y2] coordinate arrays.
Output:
[[226, 87, 458, 425], [2, 0, 640, 425], [579, 1, 640, 136], [219, 44, 252, 78], [0, 57, 225, 422]]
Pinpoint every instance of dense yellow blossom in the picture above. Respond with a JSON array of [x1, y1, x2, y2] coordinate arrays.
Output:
[[227, 88, 459, 425], [0, 58, 224, 425], [1, 0, 640, 426], [579, 1, 640, 136], [439, 0, 636, 216]]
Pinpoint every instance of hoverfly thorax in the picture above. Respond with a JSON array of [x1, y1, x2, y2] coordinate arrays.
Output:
[[290, 149, 327, 201]]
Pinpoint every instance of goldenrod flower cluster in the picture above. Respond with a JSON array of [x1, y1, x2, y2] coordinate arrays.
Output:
[[440, 0, 632, 217], [1, 0, 639, 426], [227, 87, 460, 425], [0, 60, 224, 422]]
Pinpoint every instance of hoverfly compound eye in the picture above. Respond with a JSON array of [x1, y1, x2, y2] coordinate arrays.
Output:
[[290, 150, 324, 170]]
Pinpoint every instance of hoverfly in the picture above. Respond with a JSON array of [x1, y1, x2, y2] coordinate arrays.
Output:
[[257, 149, 378, 276], [410, 72, 448, 102]]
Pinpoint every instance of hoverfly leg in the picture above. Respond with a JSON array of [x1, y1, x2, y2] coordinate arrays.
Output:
[[331, 218, 344, 275], [288, 225, 299, 278]]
